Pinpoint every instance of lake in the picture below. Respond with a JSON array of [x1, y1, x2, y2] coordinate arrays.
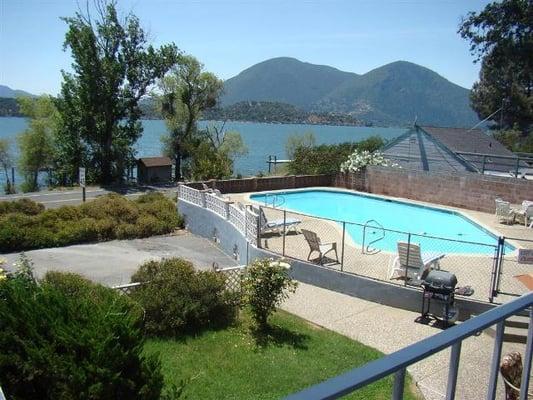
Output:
[[0, 117, 406, 185]]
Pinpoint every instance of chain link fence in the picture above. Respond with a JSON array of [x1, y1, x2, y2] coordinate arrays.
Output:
[[256, 205, 505, 303]]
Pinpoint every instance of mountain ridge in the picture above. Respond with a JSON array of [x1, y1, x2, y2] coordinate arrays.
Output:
[[0, 85, 34, 98], [221, 58, 479, 127]]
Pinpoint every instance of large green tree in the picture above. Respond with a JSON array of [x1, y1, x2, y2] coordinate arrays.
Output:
[[158, 55, 223, 180], [459, 0, 532, 134], [0, 139, 15, 194], [56, 0, 178, 185], [17, 96, 57, 192]]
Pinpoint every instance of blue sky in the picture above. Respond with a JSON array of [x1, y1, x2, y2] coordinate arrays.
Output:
[[0, 0, 491, 95]]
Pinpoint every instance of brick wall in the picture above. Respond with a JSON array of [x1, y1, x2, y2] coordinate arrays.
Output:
[[186, 174, 333, 193], [334, 166, 533, 213]]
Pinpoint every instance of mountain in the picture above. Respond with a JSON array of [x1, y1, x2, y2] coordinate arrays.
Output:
[[0, 85, 34, 98], [221, 58, 479, 127], [222, 57, 356, 110]]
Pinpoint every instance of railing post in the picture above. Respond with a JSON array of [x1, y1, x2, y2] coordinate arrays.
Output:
[[446, 341, 462, 400], [282, 210, 286, 256], [404, 233, 411, 285], [490, 240, 501, 303], [515, 157, 520, 177], [256, 206, 261, 248], [341, 222, 346, 272], [392, 368, 405, 400], [519, 306, 533, 400], [486, 321, 504, 400], [481, 155, 486, 174]]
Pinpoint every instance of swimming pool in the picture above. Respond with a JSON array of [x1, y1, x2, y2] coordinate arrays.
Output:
[[250, 189, 514, 255]]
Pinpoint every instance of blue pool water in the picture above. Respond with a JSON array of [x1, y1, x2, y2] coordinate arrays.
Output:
[[251, 189, 515, 255]]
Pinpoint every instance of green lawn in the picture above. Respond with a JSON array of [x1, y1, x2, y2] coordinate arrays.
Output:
[[145, 310, 419, 399]]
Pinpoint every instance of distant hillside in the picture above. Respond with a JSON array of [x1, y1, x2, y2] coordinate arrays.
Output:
[[221, 58, 479, 127], [0, 85, 34, 98], [203, 101, 363, 126]]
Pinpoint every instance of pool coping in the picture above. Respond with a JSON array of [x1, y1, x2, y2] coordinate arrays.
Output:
[[243, 186, 522, 253]]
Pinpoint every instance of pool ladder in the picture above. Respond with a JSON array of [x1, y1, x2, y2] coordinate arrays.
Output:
[[264, 193, 285, 208], [362, 219, 385, 255]]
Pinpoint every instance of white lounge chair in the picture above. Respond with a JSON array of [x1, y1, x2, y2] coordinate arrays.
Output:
[[301, 229, 339, 265], [496, 201, 516, 224], [252, 206, 301, 235], [514, 201, 533, 227], [389, 241, 444, 282]]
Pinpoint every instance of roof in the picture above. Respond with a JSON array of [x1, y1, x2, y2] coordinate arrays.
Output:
[[138, 156, 173, 167], [418, 126, 515, 157]]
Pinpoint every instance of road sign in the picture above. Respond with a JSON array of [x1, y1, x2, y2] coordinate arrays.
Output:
[[518, 249, 533, 264], [79, 167, 86, 188]]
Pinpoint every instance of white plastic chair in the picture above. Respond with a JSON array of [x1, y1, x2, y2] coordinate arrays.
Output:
[[389, 241, 444, 282]]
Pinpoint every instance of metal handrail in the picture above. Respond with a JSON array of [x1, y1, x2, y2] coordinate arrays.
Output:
[[285, 292, 533, 400], [361, 219, 385, 255]]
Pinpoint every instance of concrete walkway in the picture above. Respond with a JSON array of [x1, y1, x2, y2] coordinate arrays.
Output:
[[281, 282, 531, 400], [3, 232, 237, 286]]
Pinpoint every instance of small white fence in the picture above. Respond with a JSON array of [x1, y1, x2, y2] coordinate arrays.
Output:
[[178, 184, 259, 246]]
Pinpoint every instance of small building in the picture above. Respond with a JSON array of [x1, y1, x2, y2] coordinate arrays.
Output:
[[137, 156, 173, 184], [382, 125, 527, 175]]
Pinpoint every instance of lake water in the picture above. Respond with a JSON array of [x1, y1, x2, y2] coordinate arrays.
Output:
[[0, 117, 406, 184]]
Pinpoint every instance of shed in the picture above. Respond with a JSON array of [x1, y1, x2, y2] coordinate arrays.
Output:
[[137, 156, 173, 184], [382, 125, 526, 175]]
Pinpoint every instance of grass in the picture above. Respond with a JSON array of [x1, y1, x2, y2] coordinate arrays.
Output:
[[145, 310, 419, 400]]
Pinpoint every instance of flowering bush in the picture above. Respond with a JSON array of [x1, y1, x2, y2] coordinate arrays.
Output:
[[340, 150, 399, 173], [242, 258, 297, 330]]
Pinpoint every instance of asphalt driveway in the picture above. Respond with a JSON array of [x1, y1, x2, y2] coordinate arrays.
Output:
[[3, 232, 237, 286]]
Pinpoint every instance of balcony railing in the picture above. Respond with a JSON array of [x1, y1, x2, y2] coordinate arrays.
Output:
[[285, 292, 533, 400]]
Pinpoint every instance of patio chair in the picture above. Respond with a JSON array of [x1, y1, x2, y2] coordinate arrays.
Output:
[[301, 229, 339, 265], [513, 200, 533, 227], [201, 183, 214, 192], [252, 206, 301, 235], [389, 241, 444, 282], [496, 201, 516, 224]]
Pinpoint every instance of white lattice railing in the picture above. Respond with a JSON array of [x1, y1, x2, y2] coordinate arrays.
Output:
[[228, 203, 246, 234], [177, 184, 259, 247], [213, 265, 247, 293], [245, 207, 259, 247], [178, 184, 203, 206], [205, 193, 228, 219]]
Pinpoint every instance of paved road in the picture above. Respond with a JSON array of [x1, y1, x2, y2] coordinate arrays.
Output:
[[3, 232, 237, 286], [0, 184, 178, 208]]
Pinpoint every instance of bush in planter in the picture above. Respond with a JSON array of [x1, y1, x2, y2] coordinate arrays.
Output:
[[0, 269, 163, 400], [130, 258, 237, 337], [242, 259, 298, 330]]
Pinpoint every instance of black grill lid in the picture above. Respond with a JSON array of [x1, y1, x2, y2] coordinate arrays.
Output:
[[423, 270, 458, 292]]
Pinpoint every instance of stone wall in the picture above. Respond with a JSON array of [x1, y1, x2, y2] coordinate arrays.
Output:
[[334, 166, 533, 213], [187, 174, 333, 193]]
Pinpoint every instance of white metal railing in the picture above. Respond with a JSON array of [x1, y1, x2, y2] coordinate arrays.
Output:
[[228, 203, 246, 234], [178, 184, 203, 206], [205, 192, 229, 219], [178, 184, 259, 247]]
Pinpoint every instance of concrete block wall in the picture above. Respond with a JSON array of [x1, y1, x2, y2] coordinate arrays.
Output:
[[335, 166, 533, 213]]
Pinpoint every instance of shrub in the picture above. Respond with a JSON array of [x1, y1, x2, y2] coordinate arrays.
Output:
[[242, 259, 297, 330], [287, 136, 385, 175], [0, 270, 163, 400], [340, 150, 400, 173], [0, 193, 183, 252], [130, 258, 237, 337], [0, 198, 44, 215]]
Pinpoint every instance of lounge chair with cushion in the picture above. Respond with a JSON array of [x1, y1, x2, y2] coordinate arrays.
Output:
[[389, 241, 445, 282], [514, 200, 533, 227], [252, 206, 301, 235], [301, 229, 339, 265], [496, 201, 516, 224]]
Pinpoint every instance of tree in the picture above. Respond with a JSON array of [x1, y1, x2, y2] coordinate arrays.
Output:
[[157, 55, 223, 180], [459, 0, 532, 133], [0, 139, 15, 194], [56, 0, 178, 185], [17, 96, 57, 192], [285, 132, 316, 160]]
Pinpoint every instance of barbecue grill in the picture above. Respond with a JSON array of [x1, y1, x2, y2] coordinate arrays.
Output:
[[419, 270, 459, 326]]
